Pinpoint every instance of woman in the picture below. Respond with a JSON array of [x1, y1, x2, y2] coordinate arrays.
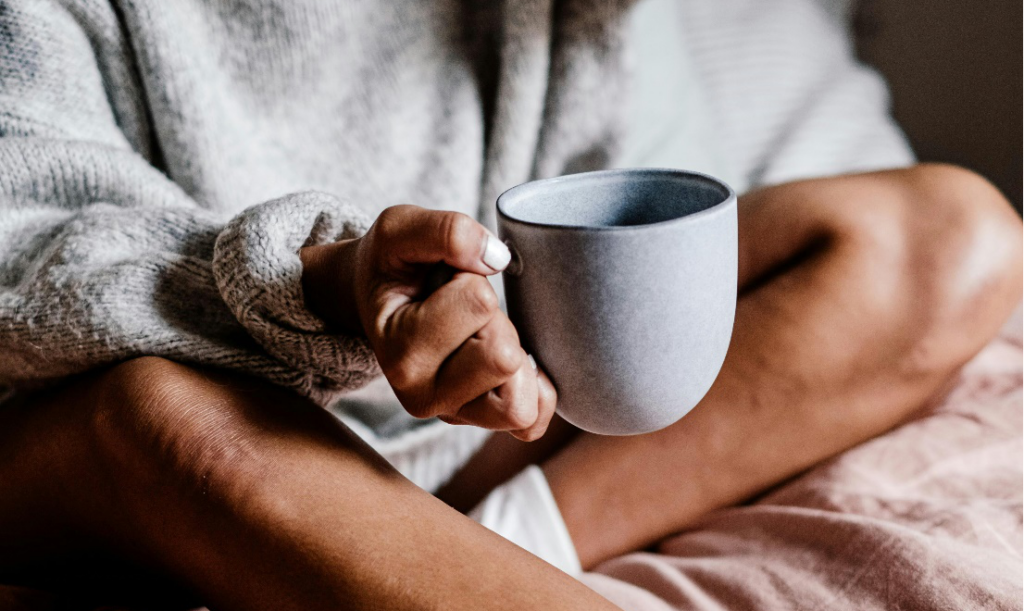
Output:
[[0, 0, 1020, 608]]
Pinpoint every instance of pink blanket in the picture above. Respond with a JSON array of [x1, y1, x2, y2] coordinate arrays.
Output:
[[581, 313, 1023, 610]]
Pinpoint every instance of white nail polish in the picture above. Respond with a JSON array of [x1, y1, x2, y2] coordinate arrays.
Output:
[[483, 234, 512, 272], [527, 354, 537, 370]]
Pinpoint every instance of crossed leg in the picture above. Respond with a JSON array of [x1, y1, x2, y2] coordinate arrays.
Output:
[[0, 359, 618, 610], [439, 164, 1023, 568]]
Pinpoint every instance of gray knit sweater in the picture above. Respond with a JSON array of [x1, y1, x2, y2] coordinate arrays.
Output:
[[0, 0, 911, 475]]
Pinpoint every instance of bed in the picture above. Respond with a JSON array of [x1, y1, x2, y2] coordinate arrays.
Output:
[[579, 308, 1023, 610]]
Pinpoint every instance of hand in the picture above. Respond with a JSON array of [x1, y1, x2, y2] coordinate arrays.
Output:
[[301, 205, 557, 440]]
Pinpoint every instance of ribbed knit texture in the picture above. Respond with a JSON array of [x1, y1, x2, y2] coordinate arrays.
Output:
[[0, 0, 912, 489]]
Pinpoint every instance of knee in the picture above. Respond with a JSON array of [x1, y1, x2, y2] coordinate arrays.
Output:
[[899, 164, 1021, 318], [89, 357, 271, 503], [839, 164, 1022, 370]]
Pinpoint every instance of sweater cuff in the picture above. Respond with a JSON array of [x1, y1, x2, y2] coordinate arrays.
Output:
[[212, 191, 380, 404]]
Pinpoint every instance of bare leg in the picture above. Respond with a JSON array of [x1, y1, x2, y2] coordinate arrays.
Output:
[[439, 165, 1023, 568], [0, 358, 618, 610]]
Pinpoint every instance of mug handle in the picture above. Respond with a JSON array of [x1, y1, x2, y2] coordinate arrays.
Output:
[[502, 239, 524, 276]]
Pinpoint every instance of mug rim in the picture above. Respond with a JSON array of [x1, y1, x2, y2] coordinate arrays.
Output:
[[496, 168, 737, 233]]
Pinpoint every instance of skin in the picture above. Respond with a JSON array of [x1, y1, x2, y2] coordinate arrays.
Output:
[[0, 359, 610, 611], [0, 164, 1020, 608], [300, 205, 558, 441]]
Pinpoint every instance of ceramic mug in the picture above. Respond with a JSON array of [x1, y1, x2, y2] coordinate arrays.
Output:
[[496, 168, 737, 435]]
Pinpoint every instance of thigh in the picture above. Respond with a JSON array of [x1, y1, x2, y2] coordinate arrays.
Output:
[[1, 360, 617, 611], [0, 365, 204, 607]]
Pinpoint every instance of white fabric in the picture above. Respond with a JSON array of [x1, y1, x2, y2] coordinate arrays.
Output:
[[469, 465, 583, 576]]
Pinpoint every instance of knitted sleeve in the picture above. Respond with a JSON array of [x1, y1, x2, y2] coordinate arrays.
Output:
[[0, 2, 379, 404]]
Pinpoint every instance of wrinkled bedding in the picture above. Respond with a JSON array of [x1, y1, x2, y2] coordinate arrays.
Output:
[[581, 310, 1023, 610], [2, 312, 1021, 610]]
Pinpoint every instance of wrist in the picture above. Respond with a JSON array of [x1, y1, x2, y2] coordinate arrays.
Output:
[[299, 239, 364, 336]]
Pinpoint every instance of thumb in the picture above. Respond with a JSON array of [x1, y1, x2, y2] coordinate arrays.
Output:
[[373, 205, 511, 275]]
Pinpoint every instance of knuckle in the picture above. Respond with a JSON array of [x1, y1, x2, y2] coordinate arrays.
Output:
[[488, 383, 536, 431], [382, 359, 420, 392], [506, 409, 535, 432], [485, 339, 523, 378], [373, 208, 396, 238], [441, 212, 477, 257], [460, 275, 499, 318], [376, 204, 402, 225], [374, 205, 409, 241]]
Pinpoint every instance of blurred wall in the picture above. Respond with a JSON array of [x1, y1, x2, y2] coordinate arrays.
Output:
[[853, 0, 1022, 212]]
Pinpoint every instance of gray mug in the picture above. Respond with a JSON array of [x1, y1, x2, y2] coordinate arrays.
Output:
[[496, 168, 737, 435]]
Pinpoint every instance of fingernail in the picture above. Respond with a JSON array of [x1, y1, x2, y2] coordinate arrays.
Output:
[[527, 354, 537, 370], [482, 234, 512, 272]]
